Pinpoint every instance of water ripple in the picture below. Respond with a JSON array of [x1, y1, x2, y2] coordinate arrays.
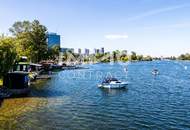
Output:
[[1, 61, 190, 129]]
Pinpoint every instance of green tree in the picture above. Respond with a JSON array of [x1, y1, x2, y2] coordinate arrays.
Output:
[[112, 50, 120, 62], [137, 55, 143, 61], [9, 21, 33, 60], [120, 50, 128, 62], [9, 20, 48, 62], [9, 21, 32, 36], [0, 37, 17, 77], [143, 55, 153, 61], [47, 45, 60, 60], [131, 51, 137, 61], [95, 53, 104, 62], [179, 54, 186, 60], [178, 53, 190, 60], [15, 32, 33, 58], [30, 20, 48, 62], [120, 56, 128, 62], [101, 52, 111, 63]]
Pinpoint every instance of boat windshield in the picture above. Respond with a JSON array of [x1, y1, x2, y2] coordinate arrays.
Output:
[[102, 78, 118, 83]]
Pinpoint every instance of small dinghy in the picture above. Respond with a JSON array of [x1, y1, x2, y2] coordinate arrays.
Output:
[[152, 69, 159, 75], [124, 68, 128, 72], [98, 77, 128, 89]]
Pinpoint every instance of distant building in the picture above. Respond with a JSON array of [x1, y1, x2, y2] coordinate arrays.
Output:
[[94, 49, 98, 54], [94, 49, 97, 54], [97, 49, 100, 54], [61, 48, 74, 53], [47, 33, 61, 48], [100, 47, 104, 54], [95, 49, 100, 54], [78, 48, 82, 54], [85, 49, 90, 56]]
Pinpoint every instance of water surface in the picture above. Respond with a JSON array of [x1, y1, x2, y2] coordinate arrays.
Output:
[[1, 61, 190, 130]]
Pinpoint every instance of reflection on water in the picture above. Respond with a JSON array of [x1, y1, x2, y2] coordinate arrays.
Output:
[[1, 61, 190, 129], [100, 88, 128, 96]]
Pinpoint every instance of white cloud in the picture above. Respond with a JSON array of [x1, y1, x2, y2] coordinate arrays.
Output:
[[105, 34, 128, 40]]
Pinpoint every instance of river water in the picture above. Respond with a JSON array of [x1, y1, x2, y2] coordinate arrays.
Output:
[[1, 61, 190, 130]]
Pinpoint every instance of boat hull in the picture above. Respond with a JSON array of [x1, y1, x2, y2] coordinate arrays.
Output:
[[8, 88, 30, 95], [98, 82, 128, 89], [152, 72, 159, 75]]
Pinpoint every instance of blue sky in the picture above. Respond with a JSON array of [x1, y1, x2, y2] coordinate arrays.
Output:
[[1, 0, 190, 56]]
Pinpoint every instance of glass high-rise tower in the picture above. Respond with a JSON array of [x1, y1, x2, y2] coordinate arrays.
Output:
[[47, 33, 61, 48]]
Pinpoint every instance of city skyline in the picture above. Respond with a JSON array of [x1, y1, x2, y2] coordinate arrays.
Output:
[[1, 0, 190, 57]]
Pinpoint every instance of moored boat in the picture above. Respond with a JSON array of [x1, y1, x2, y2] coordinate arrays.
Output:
[[3, 72, 30, 95], [152, 69, 159, 75], [98, 77, 128, 89]]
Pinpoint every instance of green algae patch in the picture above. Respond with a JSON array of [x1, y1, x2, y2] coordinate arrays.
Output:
[[0, 97, 48, 129]]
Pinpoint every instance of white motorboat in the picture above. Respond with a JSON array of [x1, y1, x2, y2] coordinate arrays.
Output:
[[98, 78, 128, 89]]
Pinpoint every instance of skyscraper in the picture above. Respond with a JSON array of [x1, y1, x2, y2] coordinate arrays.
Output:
[[96, 49, 100, 54], [94, 49, 97, 54], [47, 33, 61, 48], [101, 47, 104, 54], [94, 48, 100, 54], [78, 48, 82, 54], [85, 49, 90, 56]]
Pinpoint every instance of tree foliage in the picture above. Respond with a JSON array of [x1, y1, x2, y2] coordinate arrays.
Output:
[[30, 20, 48, 62], [9, 21, 32, 36], [47, 45, 60, 60], [9, 20, 48, 62], [0, 37, 17, 77], [178, 53, 190, 60], [131, 51, 137, 61]]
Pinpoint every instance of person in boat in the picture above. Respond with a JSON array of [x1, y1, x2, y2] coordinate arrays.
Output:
[[99, 77, 127, 89], [102, 77, 118, 84]]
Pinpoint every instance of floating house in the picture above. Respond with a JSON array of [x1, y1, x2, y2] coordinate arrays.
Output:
[[3, 72, 30, 95]]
